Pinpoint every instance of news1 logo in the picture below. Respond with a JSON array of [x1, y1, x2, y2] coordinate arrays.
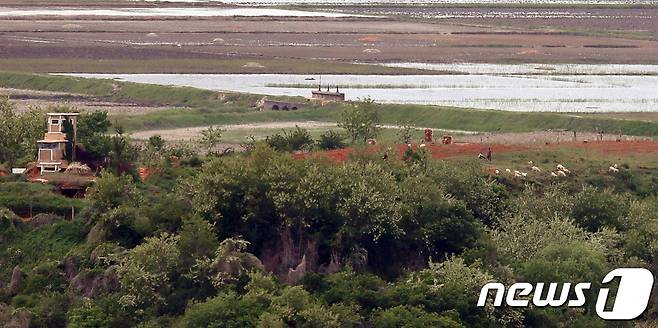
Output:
[[478, 268, 654, 320]]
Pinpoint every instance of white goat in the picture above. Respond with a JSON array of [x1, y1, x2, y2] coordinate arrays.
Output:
[[531, 166, 541, 172], [557, 170, 567, 177]]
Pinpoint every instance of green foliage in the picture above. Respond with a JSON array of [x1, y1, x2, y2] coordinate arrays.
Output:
[[178, 216, 219, 267], [316, 130, 346, 150], [117, 232, 181, 315], [522, 241, 609, 285], [571, 187, 630, 232], [0, 181, 86, 218], [86, 171, 141, 216], [622, 198, 658, 263], [68, 301, 115, 328], [147, 135, 166, 151], [521, 241, 609, 318], [398, 257, 520, 327], [0, 220, 87, 281], [67, 294, 135, 328], [77, 111, 112, 158], [22, 260, 68, 294], [0, 97, 45, 166], [338, 98, 381, 143], [266, 126, 314, 152], [395, 121, 415, 144], [398, 175, 480, 256], [177, 272, 362, 328], [199, 126, 224, 154], [427, 160, 512, 227], [372, 305, 464, 328], [489, 215, 616, 267], [0, 114, 656, 328], [318, 270, 391, 312], [176, 291, 265, 328]]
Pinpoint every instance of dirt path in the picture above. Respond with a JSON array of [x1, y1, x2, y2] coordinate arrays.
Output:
[[1, 87, 175, 114], [129, 121, 339, 141]]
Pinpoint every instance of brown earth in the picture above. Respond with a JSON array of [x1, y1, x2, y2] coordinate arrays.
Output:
[[295, 140, 658, 163], [0, 88, 174, 114], [1, 6, 658, 71]]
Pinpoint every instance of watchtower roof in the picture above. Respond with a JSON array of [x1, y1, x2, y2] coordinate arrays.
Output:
[[47, 112, 80, 116]]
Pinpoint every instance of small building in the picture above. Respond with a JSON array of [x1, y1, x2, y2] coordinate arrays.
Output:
[[311, 86, 345, 102], [36, 113, 79, 174], [262, 99, 306, 111]]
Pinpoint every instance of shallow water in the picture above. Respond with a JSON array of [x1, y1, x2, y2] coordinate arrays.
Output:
[[380, 63, 658, 75], [0, 7, 359, 18], [144, 0, 658, 4], [59, 70, 658, 112]]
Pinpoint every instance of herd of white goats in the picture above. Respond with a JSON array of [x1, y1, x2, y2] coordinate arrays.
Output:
[[493, 161, 620, 178]]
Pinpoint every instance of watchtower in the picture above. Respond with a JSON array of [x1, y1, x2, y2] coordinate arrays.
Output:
[[36, 113, 79, 174]]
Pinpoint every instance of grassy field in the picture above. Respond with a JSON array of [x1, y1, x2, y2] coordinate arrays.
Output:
[[3, 71, 658, 138], [114, 103, 658, 137], [486, 145, 658, 196], [0, 59, 430, 75], [0, 71, 266, 110]]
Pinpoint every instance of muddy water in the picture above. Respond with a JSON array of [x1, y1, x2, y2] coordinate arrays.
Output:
[[0, 7, 361, 18], [60, 68, 658, 112]]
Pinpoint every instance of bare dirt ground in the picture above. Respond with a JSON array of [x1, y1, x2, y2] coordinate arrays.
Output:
[[129, 121, 338, 141], [0, 87, 173, 114], [295, 140, 658, 163], [456, 131, 655, 144], [1, 6, 657, 71]]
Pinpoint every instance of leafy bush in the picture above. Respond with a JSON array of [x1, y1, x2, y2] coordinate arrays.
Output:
[[266, 126, 314, 152], [175, 292, 264, 328], [571, 187, 630, 232], [316, 130, 346, 150], [372, 305, 464, 328]]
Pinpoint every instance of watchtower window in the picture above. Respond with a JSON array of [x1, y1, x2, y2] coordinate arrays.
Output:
[[40, 143, 57, 150]]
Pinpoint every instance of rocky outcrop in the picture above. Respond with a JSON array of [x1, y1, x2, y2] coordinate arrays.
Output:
[[63, 256, 81, 281], [287, 255, 307, 285], [8, 266, 23, 295], [70, 266, 119, 298], [86, 222, 108, 246], [28, 213, 63, 228], [0, 304, 31, 328], [319, 253, 342, 275]]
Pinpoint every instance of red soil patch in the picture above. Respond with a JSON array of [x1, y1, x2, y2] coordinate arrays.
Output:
[[294, 140, 658, 163], [294, 142, 531, 162]]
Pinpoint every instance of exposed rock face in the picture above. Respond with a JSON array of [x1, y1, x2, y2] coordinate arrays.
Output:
[[319, 253, 342, 275], [261, 227, 322, 275], [8, 266, 23, 295], [70, 266, 119, 298], [287, 255, 307, 285], [86, 222, 108, 246], [63, 256, 80, 281], [2, 307, 31, 328], [28, 213, 63, 228]]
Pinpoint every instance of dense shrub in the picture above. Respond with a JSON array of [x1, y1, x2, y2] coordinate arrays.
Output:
[[266, 126, 314, 152], [316, 130, 346, 150]]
